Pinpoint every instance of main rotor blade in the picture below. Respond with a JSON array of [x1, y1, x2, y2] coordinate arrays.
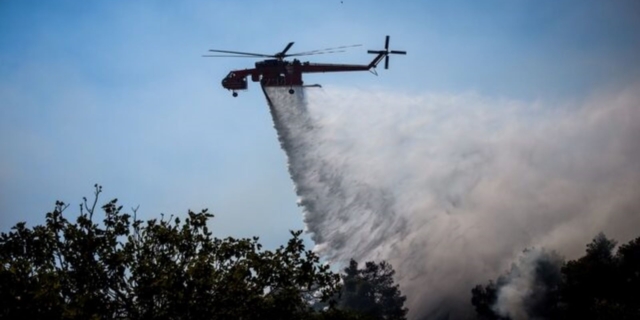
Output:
[[286, 50, 347, 57], [368, 50, 385, 54], [208, 49, 273, 57], [385, 56, 389, 69], [390, 50, 407, 54], [202, 55, 265, 58], [290, 44, 362, 56], [280, 42, 295, 55], [385, 35, 390, 50]]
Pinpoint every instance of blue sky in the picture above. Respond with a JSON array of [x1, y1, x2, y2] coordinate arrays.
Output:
[[1, 0, 639, 249]]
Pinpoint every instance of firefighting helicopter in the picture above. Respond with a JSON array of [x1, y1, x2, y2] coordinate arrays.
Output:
[[203, 36, 406, 97]]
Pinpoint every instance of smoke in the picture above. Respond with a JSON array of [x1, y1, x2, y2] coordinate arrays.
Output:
[[263, 84, 640, 319], [493, 248, 564, 320]]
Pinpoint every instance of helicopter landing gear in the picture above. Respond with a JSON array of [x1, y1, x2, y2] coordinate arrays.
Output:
[[232, 91, 238, 97], [288, 88, 295, 94]]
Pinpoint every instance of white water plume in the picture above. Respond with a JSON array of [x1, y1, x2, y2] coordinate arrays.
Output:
[[263, 85, 640, 319]]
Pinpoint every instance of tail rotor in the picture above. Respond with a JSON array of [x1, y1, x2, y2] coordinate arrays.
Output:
[[368, 35, 406, 69]]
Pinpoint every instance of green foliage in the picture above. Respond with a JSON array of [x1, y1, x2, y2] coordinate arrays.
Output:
[[0, 185, 342, 319], [338, 259, 408, 320]]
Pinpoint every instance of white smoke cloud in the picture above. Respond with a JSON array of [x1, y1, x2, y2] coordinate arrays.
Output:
[[493, 248, 564, 320], [264, 84, 640, 319]]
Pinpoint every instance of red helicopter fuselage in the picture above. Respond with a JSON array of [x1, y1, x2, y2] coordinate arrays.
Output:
[[208, 36, 406, 97], [221, 56, 384, 92]]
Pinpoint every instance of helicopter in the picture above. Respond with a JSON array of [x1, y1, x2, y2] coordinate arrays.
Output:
[[204, 36, 406, 97]]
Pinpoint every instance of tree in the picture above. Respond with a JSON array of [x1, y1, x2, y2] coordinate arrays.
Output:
[[0, 185, 342, 319], [338, 259, 408, 320], [561, 233, 640, 319], [471, 233, 640, 320], [470, 249, 563, 320], [471, 281, 504, 320], [616, 237, 640, 309], [561, 233, 617, 318]]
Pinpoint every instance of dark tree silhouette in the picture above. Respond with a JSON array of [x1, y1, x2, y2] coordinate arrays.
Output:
[[616, 237, 640, 310], [561, 233, 617, 318], [339, 259, 408, 320], [471, 233, 640, 320], [0, 185, 344, 319], [561, 233, 640, 319], [471, 281, 504, 320]]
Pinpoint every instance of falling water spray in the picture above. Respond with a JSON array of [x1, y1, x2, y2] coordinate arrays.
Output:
[[263, 85, 640, 318]]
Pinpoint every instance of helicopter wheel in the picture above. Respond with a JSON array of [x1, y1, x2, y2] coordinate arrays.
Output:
[[288, 88, 295, 94], [232, 92, 238, 97]]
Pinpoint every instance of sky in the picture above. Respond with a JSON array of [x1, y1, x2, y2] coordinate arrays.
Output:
[[1, 0, 640, 254]]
